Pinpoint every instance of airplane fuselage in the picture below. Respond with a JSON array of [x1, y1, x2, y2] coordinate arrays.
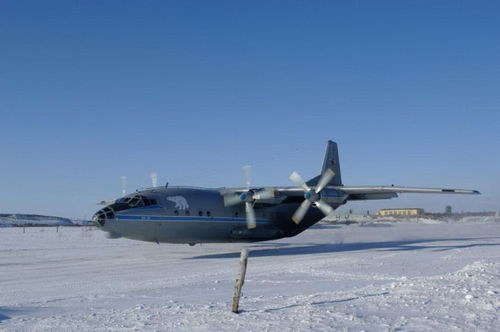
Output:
[[93, 186, 343, 244], [92, 141, 479, 244]]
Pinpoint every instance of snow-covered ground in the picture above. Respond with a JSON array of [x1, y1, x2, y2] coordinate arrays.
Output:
[[0, 214, 91, 227], [1, 219, 499, 331]]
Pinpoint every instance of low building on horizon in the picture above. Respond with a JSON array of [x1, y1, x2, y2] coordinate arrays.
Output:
[[377, 208, 425, 217]]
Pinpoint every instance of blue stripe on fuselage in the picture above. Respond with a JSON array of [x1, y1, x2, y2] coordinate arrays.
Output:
[[115, 215, 270, 223]]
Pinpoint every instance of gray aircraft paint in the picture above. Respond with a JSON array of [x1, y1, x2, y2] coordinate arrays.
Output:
[[92, 141, 480, 244], [96, 186, 330, 243]]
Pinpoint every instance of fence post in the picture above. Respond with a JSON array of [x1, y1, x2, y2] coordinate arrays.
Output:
[[231, 248, 249, 313]]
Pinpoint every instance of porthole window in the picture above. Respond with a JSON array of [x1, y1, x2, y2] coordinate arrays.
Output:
[[198, 211, 203, 216], [206, 211, 211, 217], [174, 210, 179, 215], [234, 212, 239, 217], [185, 210, 190, 216]]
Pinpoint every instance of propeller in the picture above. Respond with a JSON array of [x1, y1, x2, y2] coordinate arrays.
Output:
[[120, 176, 127, 195], [289, 168, 335, 224], [150, 172, 158, 188], [223, 165, 274, 229]]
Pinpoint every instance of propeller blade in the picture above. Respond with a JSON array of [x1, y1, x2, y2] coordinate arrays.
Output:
[[289, 171, 310, 192], [315, 168, 335, 193], [245, 202, 256, 229], [150, 172, 158, 188], [224, 194, 242, 206], [120, 176, 127, 195], [252, 188, 275, 200], [292, 200, 311, 224], [315, 199, 334, 216], [242, 165, 252, 189]]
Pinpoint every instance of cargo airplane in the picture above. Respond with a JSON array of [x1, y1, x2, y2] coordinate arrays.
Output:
[[92, 141, 480, 245]]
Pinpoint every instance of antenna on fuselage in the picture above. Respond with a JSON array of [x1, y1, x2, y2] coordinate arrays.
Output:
[[120, 176, 127, 195], [150, 172, 158, 188]]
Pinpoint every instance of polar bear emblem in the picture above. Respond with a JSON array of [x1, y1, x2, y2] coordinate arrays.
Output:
[[166, 196, 189, 210]]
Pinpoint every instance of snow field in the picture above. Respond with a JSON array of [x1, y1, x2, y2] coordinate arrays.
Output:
[[1, 220, 499, 331]]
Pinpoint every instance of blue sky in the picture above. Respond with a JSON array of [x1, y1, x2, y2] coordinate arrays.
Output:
[[0, 1, 498, 218]]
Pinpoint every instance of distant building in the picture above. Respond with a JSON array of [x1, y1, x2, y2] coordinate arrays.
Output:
[[445, 205, 452, 214], [377, 208, 424, 216]]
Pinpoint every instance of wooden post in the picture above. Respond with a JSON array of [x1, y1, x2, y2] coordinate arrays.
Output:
[[231, 248, 249, 313]]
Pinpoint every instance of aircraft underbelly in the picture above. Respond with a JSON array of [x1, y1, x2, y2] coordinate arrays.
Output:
[[105, 218, 282, 243]]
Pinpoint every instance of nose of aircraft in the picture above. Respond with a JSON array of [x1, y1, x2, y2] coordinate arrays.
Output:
[[92, 213, 103, 227], [92, 206, 115, 228]]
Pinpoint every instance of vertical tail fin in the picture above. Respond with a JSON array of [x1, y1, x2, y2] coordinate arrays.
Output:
[[307, 140, 343, 187]]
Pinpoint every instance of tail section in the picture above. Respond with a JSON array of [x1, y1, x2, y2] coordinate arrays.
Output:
[[307, 140, 343, 187]]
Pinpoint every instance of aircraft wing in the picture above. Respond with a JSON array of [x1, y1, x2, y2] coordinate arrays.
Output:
[[220, 187, 305, 196], [219, 186, 480, 204], [219, 187, 304, 206], [338, 186, 480, 201]]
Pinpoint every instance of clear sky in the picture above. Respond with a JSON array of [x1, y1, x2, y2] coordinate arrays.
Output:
[[1, 1, 499, 218]]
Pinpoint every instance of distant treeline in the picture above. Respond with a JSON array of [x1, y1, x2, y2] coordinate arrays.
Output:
[[426, 211, 497, 218], [0, 213, 71, 221], [0, 214, 92, 227]]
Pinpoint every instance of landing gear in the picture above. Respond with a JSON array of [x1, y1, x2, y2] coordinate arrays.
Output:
[[188, 243, 196, 246]]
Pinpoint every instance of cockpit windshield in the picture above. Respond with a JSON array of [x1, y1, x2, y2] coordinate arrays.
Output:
[[93, 194, 159, 227], [116, 195, 157, 207]]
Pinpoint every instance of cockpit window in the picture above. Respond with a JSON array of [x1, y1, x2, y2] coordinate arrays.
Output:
[[117, 195, 157, 207]]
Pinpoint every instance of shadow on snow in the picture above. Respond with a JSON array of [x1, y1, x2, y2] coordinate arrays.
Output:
[[0, 308, 13, 322], [252, 291, 390, 313], [188, 237, 500, 259]]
